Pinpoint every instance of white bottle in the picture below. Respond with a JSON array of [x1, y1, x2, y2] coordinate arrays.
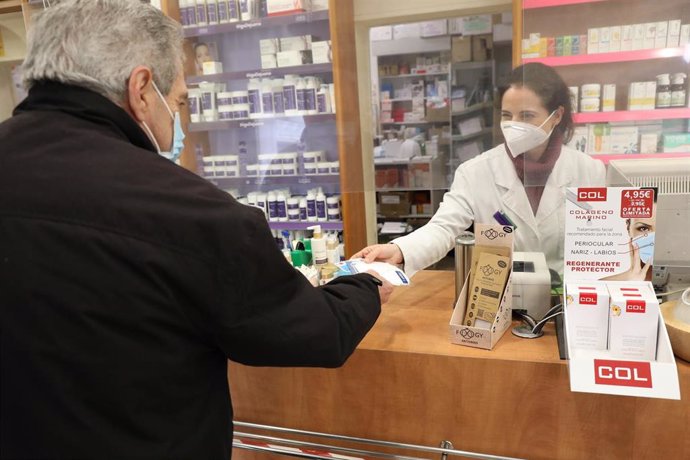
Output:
[[295, 78, 307, 116], [247, 78, 262, 119], [239, 0, 255, 21], [206, 0, 219, 24], [216, 0, 229, 23], [256, 193, 267, 214], [276, 192, 288, 222], [316, 84, 332, 114], [309, 225, 328, 267], [179, 0, 189, 27], [283, 75, 298, 116], [260, 78, 274, 118], [304, 77, 318, 115], [326, 235, 340, 264], [227, 0, 240, 22], [306, 190, 317, 222], [316, 190, 327, 222], [267, 192, 278, 221], [272, 79, 285, 116], [299, 198, 308, 221], [195, 0, 208, 26]]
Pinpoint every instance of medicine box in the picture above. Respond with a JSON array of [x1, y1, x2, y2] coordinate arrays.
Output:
[[276, 50, 312, 67], [378, 192, 410, 216], [260, 54, 277, 69], [667, 20, 681, 47], [260, 38, 280, 55], [655, 21, 668, 48], [662, 133, 690, 153], [632, 24, 645, 50], [451, 36, 472, 62], [643, 23, 656, 49], [565, 282, 609, 351], [279, 35, 313, 52], [311, 40, 332, 64], [607, 284, 659, 361], [449, 224, 514, 350], [266, 0, 308, 16]]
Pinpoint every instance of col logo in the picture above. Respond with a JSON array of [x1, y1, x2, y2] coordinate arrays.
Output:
[[579, 293, 598, 305], [577, 187, 607, 202], [626, 299, 646, 313], [594, 359, 652, 388]]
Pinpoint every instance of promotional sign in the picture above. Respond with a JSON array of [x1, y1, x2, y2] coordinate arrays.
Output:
[[564, 187, 655, 282], [562, 187, 679, 400]]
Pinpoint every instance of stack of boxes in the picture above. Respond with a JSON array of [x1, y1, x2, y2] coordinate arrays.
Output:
[[260, 36, 332, 69]]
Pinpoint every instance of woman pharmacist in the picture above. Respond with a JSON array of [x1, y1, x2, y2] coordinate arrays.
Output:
[[353, 63, 606, 278]]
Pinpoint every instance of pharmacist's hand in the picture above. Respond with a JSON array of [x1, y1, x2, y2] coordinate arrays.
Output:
[[351, 244, 404, 265], [365, 270, 394, 304]]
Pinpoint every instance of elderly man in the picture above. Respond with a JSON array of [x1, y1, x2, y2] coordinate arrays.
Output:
[[0, 1, 390, 458]]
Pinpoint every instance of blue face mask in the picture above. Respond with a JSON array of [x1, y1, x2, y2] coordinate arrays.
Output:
[[142, 81, 186, 163], [634, 232, 655, 265]]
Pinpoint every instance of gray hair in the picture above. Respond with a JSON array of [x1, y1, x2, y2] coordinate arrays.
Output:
[[22, 0, 184, 102]]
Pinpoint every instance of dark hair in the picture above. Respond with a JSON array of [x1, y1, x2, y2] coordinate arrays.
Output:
[[500, 63, 574, 143]]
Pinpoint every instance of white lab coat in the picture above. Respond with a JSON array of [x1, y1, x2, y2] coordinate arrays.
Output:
[[393, 144, 606, 278]]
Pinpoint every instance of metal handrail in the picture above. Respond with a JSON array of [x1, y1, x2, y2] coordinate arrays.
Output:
[[233, 421, 524, 460]]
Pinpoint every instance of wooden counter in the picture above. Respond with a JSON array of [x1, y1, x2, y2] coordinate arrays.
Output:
[[228, 271, 689, 460]]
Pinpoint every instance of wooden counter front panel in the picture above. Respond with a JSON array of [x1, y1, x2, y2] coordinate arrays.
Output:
[[229, 350, 688, 459]]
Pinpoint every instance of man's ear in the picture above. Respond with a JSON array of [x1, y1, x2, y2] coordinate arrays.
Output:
[[127, 66, 155, 123]]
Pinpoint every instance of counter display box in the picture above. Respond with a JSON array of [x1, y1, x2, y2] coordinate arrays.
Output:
[[562, 187, 680, 400], [449, 224, 514, 350]]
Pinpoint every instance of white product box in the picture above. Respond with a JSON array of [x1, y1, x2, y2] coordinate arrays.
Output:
[[598, 27, 610, 53], [565, 282, 610, 351], [628, 82, 642, 110], [370, 26, 392, 41], [587, 124, 611, 154], [311, 40, 332, 64], [587, 27, 599, 54], [420, 20, 447, 37], [602, 84, 616, 112], [644, 81, 657, 110], [449, 224, 514, 350], [392, 23, 420, 40], [456, 116, 483, 136], [680, 25, 690, 46], [266, 0, 308, 16], [655, 21, 668, 48], [609, 26, 621, 52], [609, 126, 639, 154], [260, 38, 280, 55], [566, 126, 588, 154], [608, 284, 659, 361], [260, 53, 277, 69], [621, 25, 633, 51], [667, 20, 681, 47], [632, 24, 645, 50], [643, 23, 657, 49], [202, 61, 223, 75], [639, 133, 659, 153], [276, 50, 312, 67], [279, 35, 313, 52]]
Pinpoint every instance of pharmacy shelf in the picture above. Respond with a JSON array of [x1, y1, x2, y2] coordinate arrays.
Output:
[[523, 0, 606, 9], [377, 187, 447, 192], [183, 9, 329, 38], [452, 60, 493, 70], [452, 101, 493, 117], [377, 214, 433, 219], [209, 174, 340, 186], [189, 113, 336, 132], [374, 157, 437, 166], [452, 128, 493, 142], [187, 63, 333, 84], [267, 221, 343, 231], [591, 152, 690, 164], [380, 120, 450, 126], [573, 108, 690, 124], [384, 97, 438, 102], [379, 72, 449, 81], [522, 47, 687, 67]]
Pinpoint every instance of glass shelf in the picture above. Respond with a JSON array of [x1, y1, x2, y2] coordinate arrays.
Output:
[[267, 221, 343, 231], [187, 63, 333, 84], [183, 9, 329, 38], [573, 108, 690, 124], [379, 72, 449, 80], [189, 113, 336, 132], [209, 174, 340, 186], [452, 128, 493, 142], [523, 47, 687, 67]]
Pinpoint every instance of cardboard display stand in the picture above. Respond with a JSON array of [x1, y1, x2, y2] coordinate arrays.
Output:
[[563, 187, 680, 400], [449, 224, 514, 350]]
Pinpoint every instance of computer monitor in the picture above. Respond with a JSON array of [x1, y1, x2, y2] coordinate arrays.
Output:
[[607, 158, 690, 268]]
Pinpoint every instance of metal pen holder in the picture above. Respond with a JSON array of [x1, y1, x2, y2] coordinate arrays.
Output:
[[454, 231, 475, 307]]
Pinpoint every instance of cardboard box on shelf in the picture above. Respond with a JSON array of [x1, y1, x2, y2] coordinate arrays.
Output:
[[408, 163, 431, 188], [471, 34, 493, 61], [451, 36, 472, 63], [266, 0, 308, 15], [425, 105, 449, 122], [379, 192, 411, 216], [375, 167, 400, 188]]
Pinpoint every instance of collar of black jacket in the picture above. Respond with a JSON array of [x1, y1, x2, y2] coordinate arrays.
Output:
[[14, 80, 158, 154]]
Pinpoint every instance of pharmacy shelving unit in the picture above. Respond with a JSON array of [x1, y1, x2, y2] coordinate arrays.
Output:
[[516, 0, 690, 163], [161, 1, 367, 254], [0, 0, 28, 121]]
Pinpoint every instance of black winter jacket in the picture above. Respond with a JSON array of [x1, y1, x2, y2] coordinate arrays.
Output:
[[0, 82, 381, 459]]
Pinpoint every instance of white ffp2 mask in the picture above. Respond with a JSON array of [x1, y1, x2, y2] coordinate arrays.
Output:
[[501, 111, 557, 157]]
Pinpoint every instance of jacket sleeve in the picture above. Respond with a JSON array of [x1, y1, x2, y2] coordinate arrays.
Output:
[[211, 207, 381, 367], [393, 165, 475, 277]]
